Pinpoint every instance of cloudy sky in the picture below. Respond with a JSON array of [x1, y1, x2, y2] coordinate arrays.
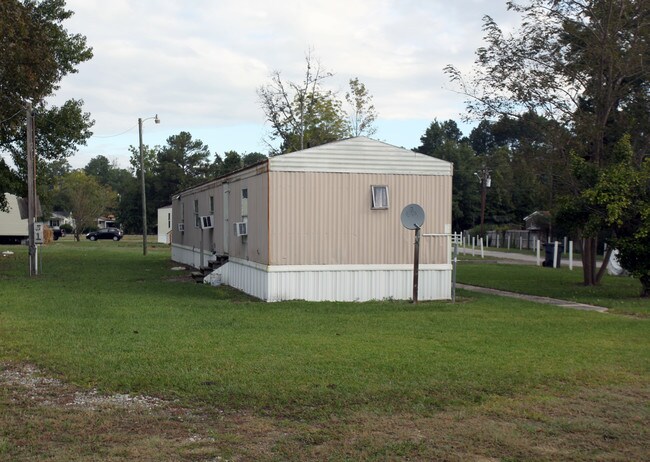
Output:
[[51, 0, 519, 169]]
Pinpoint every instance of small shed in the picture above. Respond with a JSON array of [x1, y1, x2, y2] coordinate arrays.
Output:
[[157, 205, 172, 244], [171, 137, 453, 301]]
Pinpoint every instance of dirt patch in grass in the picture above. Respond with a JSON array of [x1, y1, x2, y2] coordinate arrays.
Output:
[[1, 362, 648, 461]]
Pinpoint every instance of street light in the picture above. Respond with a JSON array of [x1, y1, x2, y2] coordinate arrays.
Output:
[[475, 167, 491, 240], [138, 114, 160, 256]]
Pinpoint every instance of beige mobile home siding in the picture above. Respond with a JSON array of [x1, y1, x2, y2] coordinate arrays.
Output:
[[171, 183, 216, 253], [223, 172, 269, 265], [269, 171, 451, 266]]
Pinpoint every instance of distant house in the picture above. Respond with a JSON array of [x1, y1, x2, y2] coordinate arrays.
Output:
[[0, 193, 28, 244], [171, 137, 453, 302], [97, 215, 116, 229], [524, 210, 551, 243], [157, 205, 172, 244], [48, 211, 75, 229]]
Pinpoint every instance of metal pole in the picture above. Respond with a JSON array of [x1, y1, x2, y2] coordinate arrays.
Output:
[[412, 227, 421, 304], [480, 175, 487, 239], [26, 102, 37, 276], [452, 236, 458, 303], [138, 118, 147, 256]]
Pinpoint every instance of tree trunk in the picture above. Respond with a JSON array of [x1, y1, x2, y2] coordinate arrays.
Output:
[[640, 273, 650, 298], [582, 237, 593, 285], [581, 236, 600, 286], [595, 246, 613, 284]]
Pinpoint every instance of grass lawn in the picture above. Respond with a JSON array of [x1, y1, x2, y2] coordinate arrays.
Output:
[[457, 262, 650, 316], [1, 237, 648, 461]]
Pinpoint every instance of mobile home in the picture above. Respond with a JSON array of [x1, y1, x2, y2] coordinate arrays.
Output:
[[171, 137, 453, 301], [0, 193, 28, 244]]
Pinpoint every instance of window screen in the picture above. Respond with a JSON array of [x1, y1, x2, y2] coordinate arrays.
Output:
[[371, 185, 389, 209]]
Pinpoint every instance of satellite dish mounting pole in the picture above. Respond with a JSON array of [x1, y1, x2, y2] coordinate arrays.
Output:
[[413, 225, 421, 304]]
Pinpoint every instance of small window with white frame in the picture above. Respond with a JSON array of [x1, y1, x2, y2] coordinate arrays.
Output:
[[241, 188, 248, 217], [371, 185, 389, 209]]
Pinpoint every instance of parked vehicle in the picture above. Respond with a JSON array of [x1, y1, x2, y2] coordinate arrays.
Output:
[[86, 227, 123, 241]]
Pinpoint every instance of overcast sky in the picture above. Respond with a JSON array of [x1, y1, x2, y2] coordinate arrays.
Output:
[[52, 0, 519, 169]]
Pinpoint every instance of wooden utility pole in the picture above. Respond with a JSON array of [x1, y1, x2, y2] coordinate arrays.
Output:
[[138, 117, 148, 256], [26, 101, 37, 275]]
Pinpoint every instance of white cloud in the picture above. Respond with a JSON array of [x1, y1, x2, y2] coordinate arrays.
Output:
[[50, 0, 519, 167]]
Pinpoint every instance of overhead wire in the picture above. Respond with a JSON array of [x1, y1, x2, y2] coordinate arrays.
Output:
[[92, 124, 138, 138], [0, 109, 24, 125]]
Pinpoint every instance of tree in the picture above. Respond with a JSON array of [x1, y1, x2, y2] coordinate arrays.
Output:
[[221, 151, 243, 175], [125, 144, 158, 234], [415, 120, 481, 231], [345, 77, 378, 137], [445, 0, 649, 286], [573, 135, 650, 296], [152, 132, 211, 209], [257, 52, 349, 154], [84, 155, 135, 209], [0, 0, 93, 211], [242, 152, 267, 167], [59, 171, 117, 240]]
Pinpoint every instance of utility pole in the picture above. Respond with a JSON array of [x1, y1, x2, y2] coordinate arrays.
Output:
[[26, 101, 37, 275], [137, 114, 160, 256], [138, 117, 147, 256], [478, 168, 491, 240]]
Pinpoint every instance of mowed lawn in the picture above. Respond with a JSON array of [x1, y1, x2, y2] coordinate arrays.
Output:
[[457, 260, 650, 316], [1, 237, 648, 461]]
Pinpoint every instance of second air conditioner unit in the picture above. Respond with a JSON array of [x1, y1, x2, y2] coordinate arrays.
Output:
[[234, 221, 247, 237], [200, 215, 214, 229]]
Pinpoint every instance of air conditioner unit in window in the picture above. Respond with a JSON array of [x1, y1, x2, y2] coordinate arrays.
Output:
[[178, 222, 185, 232], [234, 221, 247, 237], [200, 215, 214, 229]]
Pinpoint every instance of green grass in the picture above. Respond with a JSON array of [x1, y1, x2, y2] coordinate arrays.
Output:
[[457, 262, 650, 316], [1, 238, 649, 460], [1, 238, 647, 418]]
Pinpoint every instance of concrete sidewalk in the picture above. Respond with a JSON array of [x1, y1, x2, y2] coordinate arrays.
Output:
[[461, 248, 583, 267], [457, 283, 608, 313]]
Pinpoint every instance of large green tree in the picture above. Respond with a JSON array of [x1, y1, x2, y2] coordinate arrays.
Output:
[[415, 120, 481, 231], [446, 0, 649, 286], [153, 131, 211, 208], [0, 0, 94, 211], [58, 170, 117, 241]]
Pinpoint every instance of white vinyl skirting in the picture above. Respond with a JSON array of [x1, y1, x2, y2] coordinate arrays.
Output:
[[172, 244, 451, 302]]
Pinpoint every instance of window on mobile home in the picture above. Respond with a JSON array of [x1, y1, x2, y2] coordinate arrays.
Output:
[[194, 199, 200, 227], [371, 185, 389, 209], [241, 188, 248, 217]]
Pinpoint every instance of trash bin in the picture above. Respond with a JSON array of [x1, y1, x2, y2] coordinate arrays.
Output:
[[542, 243, 564, 268]]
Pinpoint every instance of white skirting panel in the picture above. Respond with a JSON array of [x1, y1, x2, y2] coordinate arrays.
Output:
[[171, 243, 213, 269], [216, 258, 451, 302]]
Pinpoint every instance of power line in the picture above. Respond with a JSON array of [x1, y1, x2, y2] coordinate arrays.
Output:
[[92, 124, 138, 138], [0, 109, 24, 125]]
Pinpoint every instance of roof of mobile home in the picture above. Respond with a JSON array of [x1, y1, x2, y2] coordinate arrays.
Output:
[[267, 137, 452, 175], [176, 137, 452, 196]]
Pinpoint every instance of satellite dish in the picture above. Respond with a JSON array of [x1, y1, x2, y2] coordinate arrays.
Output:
[[401, 204, 425, 230]]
